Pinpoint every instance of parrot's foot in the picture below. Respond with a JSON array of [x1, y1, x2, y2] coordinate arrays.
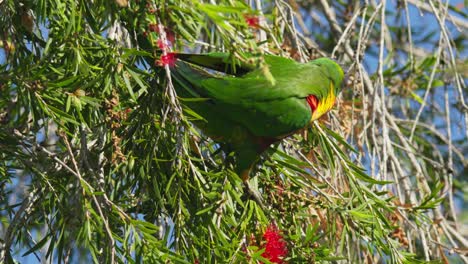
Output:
[[242, 181, 265, 210]]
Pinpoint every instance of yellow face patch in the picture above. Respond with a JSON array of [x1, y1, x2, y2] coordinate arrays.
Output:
[[311, 83, 336, 121]]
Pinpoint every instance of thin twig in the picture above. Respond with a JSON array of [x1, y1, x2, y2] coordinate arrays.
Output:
[[406, 0, 468, 30], [1, 189, 38, 262], [60, 133, 116, 264]]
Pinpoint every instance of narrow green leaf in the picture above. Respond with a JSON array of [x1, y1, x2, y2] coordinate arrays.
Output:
[[22, 234, 51, 256]]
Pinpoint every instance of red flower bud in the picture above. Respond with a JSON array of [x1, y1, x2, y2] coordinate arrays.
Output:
[[245, 15, 260, 28], [156, 52, 177, 67]]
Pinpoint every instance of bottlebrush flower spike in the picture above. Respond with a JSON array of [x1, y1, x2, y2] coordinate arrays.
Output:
[[262, 224, 288, 263], [245, 14, 260, 28], [156, 52, 177, 67]]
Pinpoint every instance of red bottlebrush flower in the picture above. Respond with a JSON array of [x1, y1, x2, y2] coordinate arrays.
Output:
[[156, 52, 177, 67], [262, 224, 288, 263], [245, 15, 260, 28]]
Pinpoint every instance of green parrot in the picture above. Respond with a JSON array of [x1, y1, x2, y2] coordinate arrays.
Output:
[[169, 53, 345, 181]]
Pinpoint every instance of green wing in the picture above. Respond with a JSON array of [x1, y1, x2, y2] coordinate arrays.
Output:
[[175, 52, 255, 76], [172, 53, 333, 138]]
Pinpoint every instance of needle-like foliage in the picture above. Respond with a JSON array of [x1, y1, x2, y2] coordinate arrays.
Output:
[[0, 0, 466, 263]]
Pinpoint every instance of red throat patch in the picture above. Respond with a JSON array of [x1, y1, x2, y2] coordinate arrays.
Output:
[[306, 95, 319, 112]]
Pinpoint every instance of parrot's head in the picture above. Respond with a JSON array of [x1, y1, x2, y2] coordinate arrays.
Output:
[[307, 58, 345, 121]]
